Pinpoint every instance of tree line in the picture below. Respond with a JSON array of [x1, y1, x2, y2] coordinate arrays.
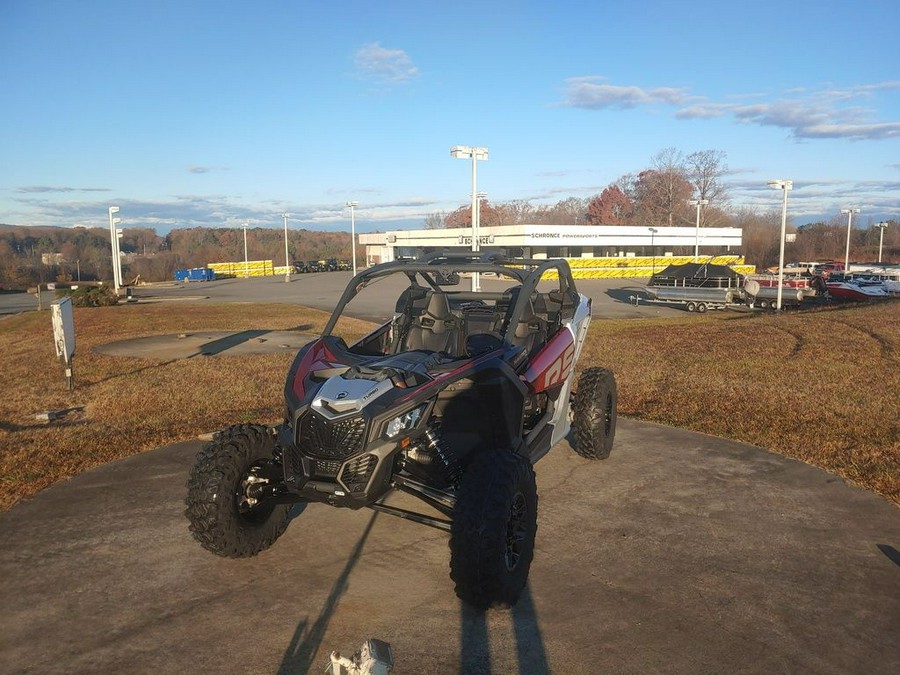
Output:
[[0, 224, 359, 289], [429, 147, 899, 269], [1, 147, 897, 289]]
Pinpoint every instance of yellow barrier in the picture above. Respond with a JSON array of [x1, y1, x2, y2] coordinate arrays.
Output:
[[565, 255, 746, 269], [207, 260, 276, 277], [542, 259, 756, 280]]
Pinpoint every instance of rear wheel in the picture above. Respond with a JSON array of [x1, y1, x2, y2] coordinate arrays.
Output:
[[571, 367, 618, 460], [450, 451, 538, 610], [185, 424, 291, 558], [686, 301, 696, 312], [696, 302, 708, 314]]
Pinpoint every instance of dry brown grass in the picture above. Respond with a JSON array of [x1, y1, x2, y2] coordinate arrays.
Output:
[[0, 302, 371, 510], [1, 299, 897, 511], [580, 299, 900, 505]]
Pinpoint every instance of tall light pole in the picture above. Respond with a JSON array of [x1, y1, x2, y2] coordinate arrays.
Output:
[[875, 222, 889, 263], [116, 225, 124, 287], [282, 213, 291, 282], [451, 145, 489, 292], [688, 198, 708, 262], [346, 201, 359, 277], [648, 227, 658, 275], [767, 180, 793, 311], [241, 222, 249, 278], [841, 208, 860, 274], [108, 206, 120, 291]]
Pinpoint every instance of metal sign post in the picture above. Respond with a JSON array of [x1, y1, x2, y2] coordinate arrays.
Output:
[[51, 297, 76, 391]]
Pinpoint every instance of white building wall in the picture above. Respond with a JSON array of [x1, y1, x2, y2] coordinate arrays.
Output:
[[359, 224, 743, 263]]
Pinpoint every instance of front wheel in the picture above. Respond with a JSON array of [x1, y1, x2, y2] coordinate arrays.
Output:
[[571, 367, 618, 460], [450, 451, 538, 610], [185, 424, 291, 558]]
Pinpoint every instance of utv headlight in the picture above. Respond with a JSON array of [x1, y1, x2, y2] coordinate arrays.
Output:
[[385, 406, 425, 439]]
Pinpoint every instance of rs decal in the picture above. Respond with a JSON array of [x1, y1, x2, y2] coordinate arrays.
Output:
[[543, 342, 575, 390]]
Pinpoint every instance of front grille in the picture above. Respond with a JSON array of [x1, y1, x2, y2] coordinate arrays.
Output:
[[339, 455, 377, 494], [314, 459, 342, 478], [297, 411, 367, 460]]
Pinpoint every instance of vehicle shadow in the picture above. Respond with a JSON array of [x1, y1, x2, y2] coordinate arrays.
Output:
[[877, 544, 900, 568], [189, 330, 269, 356], [277, 511, 379, 674], [459, 584, 550, 674]]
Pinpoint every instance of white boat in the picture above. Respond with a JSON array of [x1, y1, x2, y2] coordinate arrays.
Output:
[[847, 265, 900, 295], [825, 274, 889, 301]]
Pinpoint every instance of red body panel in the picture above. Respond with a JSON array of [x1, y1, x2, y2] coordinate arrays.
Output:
[[522, 328, 575, 393], [291, 340, 341, 399]]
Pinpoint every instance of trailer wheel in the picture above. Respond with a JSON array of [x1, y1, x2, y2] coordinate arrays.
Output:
[[686, 301, 696, 312], [758, 299, 769, 309], [696, 302, 708, 314]]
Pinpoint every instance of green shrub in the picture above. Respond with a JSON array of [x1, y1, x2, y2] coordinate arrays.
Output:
[[56, 285, 119, 307]]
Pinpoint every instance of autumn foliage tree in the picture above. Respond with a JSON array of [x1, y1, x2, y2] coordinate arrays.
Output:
[[587, 185, 632, 224]]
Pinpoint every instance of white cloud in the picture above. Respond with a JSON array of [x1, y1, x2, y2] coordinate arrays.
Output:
[[187, 165, 230, 174], [563, 78, 900, 141], [563, 76, 689, 109], [354, 42, 419, 85]]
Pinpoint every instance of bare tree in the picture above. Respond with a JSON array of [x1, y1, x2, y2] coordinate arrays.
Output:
[[494, 200, 533, 225], [685, 150, 729, 226], [629, 148, 692, 227], [424, 211, 445, 229]]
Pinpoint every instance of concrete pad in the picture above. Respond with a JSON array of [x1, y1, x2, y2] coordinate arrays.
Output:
[[1, 419, 897, 673], [95, 330, 317, 359]]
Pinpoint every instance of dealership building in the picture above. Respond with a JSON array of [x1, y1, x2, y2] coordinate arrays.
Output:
[[359, 224, 749, 276]]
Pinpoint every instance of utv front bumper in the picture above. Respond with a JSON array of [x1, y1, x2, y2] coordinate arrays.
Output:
[[276, 418, 398, 509]]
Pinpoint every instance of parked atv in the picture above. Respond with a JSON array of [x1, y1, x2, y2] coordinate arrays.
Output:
[[185, 253, 617, 609]]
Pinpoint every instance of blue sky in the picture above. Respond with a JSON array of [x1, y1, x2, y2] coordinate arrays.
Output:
[[2, 0, 898, 234]]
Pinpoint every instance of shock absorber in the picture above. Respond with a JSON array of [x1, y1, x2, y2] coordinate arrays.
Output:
[[422, 424, 461, 486]]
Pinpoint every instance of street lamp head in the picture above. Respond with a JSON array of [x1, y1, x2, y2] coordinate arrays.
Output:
[[648, 227, 658, 233], [282, 212, 289, 218], [767, 179, 793, 190], [875, 222, 889, 230], [451, 145, 488, 160], [346, 201, 358, 208], [108, 206, 120, 215], [840, 208, 860, 215]]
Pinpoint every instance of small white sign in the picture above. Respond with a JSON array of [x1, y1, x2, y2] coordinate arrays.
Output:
[[51, 297, 75, 363]]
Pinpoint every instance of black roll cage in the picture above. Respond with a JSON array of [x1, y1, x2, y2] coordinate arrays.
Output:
[[321, 252, 579, 339]]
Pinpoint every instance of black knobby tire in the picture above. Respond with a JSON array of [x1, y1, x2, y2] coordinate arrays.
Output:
[[571, 367, 618, 460], [449, 451, 538, 610], [185, 424, 291, 558]]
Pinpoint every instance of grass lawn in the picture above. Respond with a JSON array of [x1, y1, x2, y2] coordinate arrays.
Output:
[[1, 299, 897, 510]]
